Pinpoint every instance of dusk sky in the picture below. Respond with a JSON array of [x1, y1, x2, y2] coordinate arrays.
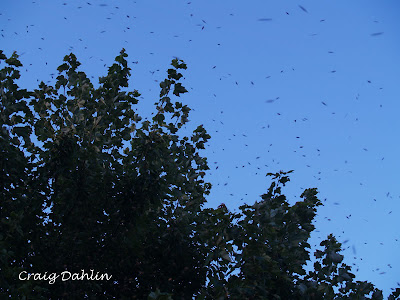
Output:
[[2, 0, 400, 296]]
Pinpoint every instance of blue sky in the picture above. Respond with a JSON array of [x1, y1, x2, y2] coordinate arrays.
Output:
[[2, 0, 400, 296]]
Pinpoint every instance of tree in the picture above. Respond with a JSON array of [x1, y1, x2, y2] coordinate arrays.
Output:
[[0, 49, 399, 299]]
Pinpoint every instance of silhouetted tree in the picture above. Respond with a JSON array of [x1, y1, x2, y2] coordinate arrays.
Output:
[[1, 49, 399, 299]]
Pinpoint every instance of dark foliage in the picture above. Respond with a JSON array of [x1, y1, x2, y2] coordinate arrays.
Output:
[[1, 49, 399, 299]]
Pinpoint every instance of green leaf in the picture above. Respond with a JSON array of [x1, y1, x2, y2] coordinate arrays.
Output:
[[5, 52, 23, 67], [173, 83, 188, 96]]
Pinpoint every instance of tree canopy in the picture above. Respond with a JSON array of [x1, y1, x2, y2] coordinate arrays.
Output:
[[0, 49, 399, 299]]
